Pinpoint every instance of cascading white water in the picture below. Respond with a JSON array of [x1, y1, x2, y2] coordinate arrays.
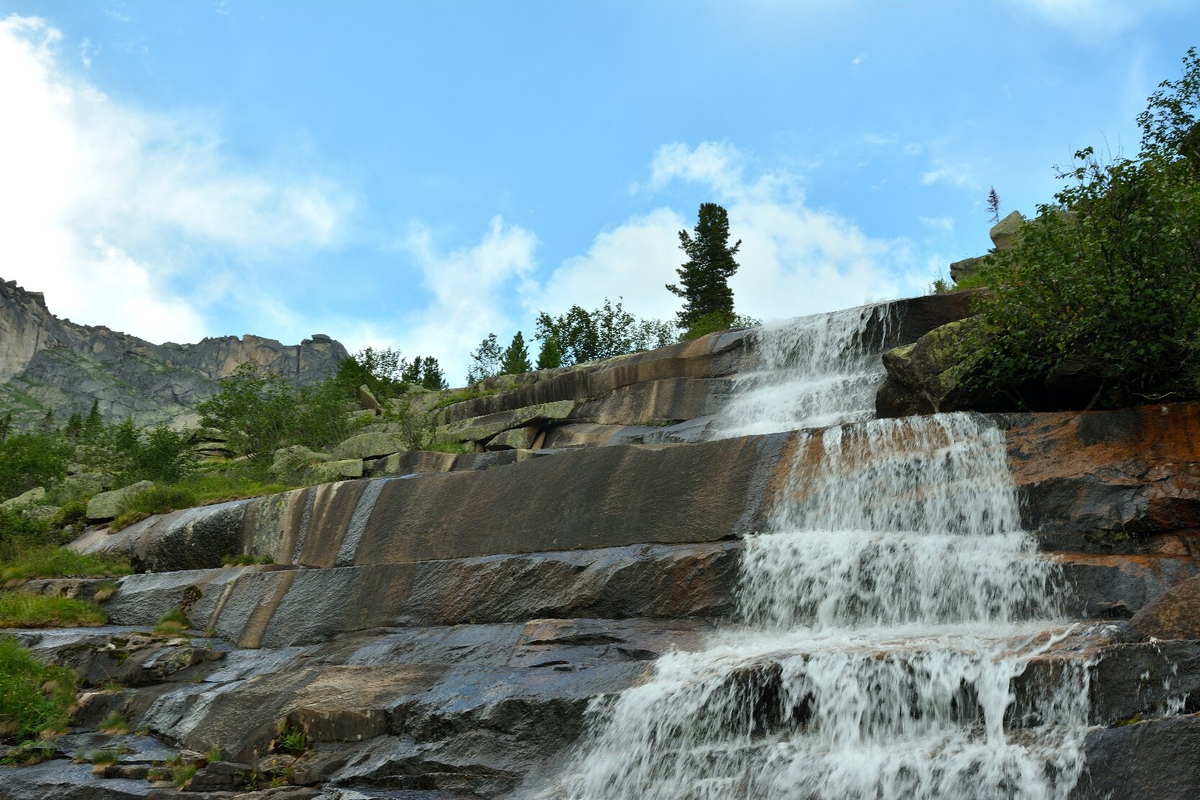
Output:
[[708, 303, 893, 438], [545, 315, 1093, 800]]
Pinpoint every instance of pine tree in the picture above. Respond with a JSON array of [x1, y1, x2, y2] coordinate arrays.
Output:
[[83, 399, 103, 441], [401, 356, 424, 386], [501, 332, 532, 375], [0, 411, 11, 441], [536, 336, 562, 370], [667, 203, 742, 332], [986, 187, 1002, 225], [419, 357, 448, 391], [65, 412, 83, 440], [38, 409, 55, 433]]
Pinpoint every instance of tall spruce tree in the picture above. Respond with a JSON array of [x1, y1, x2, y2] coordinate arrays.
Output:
[[536, 336, 562, 369], [667, 203, 742, 332], [501, 332, 532, 375]]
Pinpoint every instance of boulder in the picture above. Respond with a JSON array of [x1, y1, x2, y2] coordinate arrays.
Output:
[[440, 400, 575, 444], [269, 445, 330, 484], [485, 427, 537, 450], [368, 450, 459, 477], [949, 254, 991, 283], [0, 486, 45, 511], [86, 480, 154, 521], [311, 458, 364, 483], [1128, 574, 1200, 640], [358, 384, 382, 413], [989, 210, 1025, 251], [876, 317, 988, 417], [331, 432, 409, 460]]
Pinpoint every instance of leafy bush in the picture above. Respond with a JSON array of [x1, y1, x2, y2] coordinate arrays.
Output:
[[679, 311, 761, 342], [971, 49, 1200, 409], [0, 432, 72, 500], [0, 637, 76, 743], [0, 593, 106, 628]]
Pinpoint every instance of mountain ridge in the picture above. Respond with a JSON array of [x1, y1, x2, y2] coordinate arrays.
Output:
[[0, 277, 349, 428]]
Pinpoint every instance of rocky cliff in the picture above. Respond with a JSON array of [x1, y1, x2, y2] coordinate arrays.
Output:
[[0, 278, 348, 427]]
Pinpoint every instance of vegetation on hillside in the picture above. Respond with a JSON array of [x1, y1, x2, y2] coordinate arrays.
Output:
[[969, 47, 1200, 409]]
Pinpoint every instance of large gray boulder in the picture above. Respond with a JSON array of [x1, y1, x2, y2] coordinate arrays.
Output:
[[86, 480, 154, 521], [0, 486, 45, 511], [331, 432, 409, 460], [876, 318, 989, 417], [989, 210, 1025, 251]]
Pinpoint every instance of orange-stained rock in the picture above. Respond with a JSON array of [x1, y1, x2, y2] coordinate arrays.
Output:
[[1129, 573, 1200, 640]]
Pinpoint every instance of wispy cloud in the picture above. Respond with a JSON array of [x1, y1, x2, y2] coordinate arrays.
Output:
[[0, 15, 353, 344], [539, 141, 926, 327], [1016, 0, 1184, 37], [851, 52, 866, 66]]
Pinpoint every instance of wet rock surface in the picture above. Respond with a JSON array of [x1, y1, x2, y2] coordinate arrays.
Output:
[[10, 313, 1200, 797]]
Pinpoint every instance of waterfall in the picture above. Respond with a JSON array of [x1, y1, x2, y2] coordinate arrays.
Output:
[[543, 313, 1093, 800], [708, 303, 893, 438]]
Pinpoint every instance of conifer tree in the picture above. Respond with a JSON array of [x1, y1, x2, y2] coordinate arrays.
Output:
[[0, 411, 11, 441], [83, 399, 103, 441], [536, 336, 562, 370], [65, 412, 83, 440], [501, 332, 532, 375], [667, 203, 742, 332], [419, 357, 448, 390]]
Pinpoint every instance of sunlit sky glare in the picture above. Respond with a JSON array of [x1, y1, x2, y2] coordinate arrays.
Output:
[[0, 1, 1197, 383]]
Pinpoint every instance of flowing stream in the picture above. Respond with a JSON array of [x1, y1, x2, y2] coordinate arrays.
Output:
[[547, 308, 1093, 800]]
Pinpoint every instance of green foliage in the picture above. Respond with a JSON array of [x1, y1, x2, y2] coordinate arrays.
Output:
[[0, 636, 76, 743], [197, 362, 348, 458], [64, 412, 82, 441], [0, 508, 63, 564], [667, 202, 742, 331], [466, 333, 504, 384], [0, 411, 12, 441], [154, 608, 189, 635], [332, 347, 408, 400], [85, 419, 196, 485], [972, 49, 1200, 409], [90, 749, 119, 764], [98, 710, 130, 734], [535, 336, 562, 369], [679, 311, 761, 342], [534, 298, 677, 367], [109, 484, 201, 532], [273, 718, 308, 753], [0, 546, 131, 583], [401, 355, 448, 391], [0, 431, 72, 500], [501, 332, 532, 375], [83, 399, 102, 441], [0, 593, 106, 628]]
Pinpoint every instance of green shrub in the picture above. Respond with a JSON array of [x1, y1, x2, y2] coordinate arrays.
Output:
[[0, 432, 72, 501], [0, 593, 106, 628], [98, 710, 130, 734], [90, 749, 119, 764], [0, 636, 76, 743], [0, 508, 63, 564], [971, 48, 1200, 409]]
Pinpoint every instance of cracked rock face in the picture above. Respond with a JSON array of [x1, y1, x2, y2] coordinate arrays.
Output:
[[0, 278, 348, 427]]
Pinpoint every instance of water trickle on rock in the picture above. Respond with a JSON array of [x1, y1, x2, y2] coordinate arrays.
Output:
[[547, 311, 1094, 800], [709, 303, 894, 438]]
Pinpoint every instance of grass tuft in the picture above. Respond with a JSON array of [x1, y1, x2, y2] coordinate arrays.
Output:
[[0, 593, 106, 628], [0, 636, 76, 744], [0, 545, 131, 583]]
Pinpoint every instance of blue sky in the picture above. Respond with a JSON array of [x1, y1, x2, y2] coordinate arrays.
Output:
[[0, 1, 1196, 383]]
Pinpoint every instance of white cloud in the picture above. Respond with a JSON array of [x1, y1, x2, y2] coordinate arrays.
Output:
[[395, 216, 538, 384], [539, 141, 928, 328], [920, 160, 981, 190], [0, 15, 352, 344], [919, 215, 955, 234], [851, 53, 866, 66]]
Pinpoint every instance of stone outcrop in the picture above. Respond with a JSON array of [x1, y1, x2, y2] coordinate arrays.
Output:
[[876, 317, 988, 417], [0, 278, 349, 428], [85, 480, 154, 521]]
